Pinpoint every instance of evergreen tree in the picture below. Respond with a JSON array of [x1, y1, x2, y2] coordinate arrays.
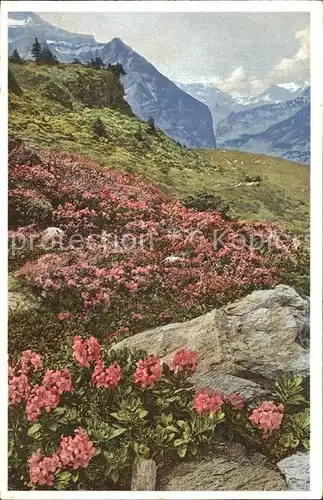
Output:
[[41, 47, 59, 66], [31, 37, 42, 62], [9, 49, 22, 63], [107, 62, 126, 78], [147, 116, 157, 134], [72, 58, 82, 65], [88, 57, 105, 70], [93, 117, 107, 138]]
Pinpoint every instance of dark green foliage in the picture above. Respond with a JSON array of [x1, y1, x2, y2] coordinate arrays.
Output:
[[8, 69, 22, 96], [93, 117, 108, 138], [147, 116, 157, 134], [31, 38, 42, 63], [107, 63, 126, 78], [41, 47, 59, 66], [245, 174, 262, 183], [8, 195, 53, 229], [183, 189, 231, 218], [71, 58, 82, 65], [88, 57, 105, 70], [9, 49, 22, 63]]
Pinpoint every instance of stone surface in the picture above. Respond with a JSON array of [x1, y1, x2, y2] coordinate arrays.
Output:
[[131, 458, 157, 491], [41, 227, 65, 247], [157, 443, 287, 491], [8, 274, 39, 314], [277, 452, 310, 491], [113, 285, 310, 387]]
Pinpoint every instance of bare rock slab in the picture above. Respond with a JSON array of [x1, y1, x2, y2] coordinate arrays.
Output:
[[277, 452, 310, 491], [131, 458, 157, 491], [114, 285, 309, 386], [157, 443, 287, 491]]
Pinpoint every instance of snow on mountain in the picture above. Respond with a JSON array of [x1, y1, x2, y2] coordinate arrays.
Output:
[[216, 87, 310, 144], [8, 13, 216, 149]]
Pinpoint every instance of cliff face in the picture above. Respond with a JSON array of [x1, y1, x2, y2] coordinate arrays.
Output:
[[9, 62, 133, 116]]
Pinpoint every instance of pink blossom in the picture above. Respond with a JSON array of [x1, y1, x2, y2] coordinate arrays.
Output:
[[57, 312, 74, 321], [59, 427, 95, 469], [248, 401, 284, 438], [19, 350, 43, 374], [72, 335, 101, 367], [92, 360, 122, 390], [42, 369, 73, 395], [29, 449, 61, 486], [193, 388, 223, 415], [169, 348, 198, 375], [26, 385, 60, 421], [133, 354, 162, 389], [224, 392, 247, 410], [9, 373, 31, 406]]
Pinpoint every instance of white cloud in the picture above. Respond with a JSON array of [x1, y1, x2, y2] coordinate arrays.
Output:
[[212, 27, 310, 97]]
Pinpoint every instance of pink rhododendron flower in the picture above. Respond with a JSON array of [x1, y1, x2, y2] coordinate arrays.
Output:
[[26, 385, 60, 421], [72, 335, 101, 367], [9, 373, 31, 406], [92, 360, 122, 390], [169, 348, 198, 375], [59, 427, 95, 469], [132, 313, 143, 321], [19, 350, 43, 374], [193, 388, 223, 415], [43, 369, 73, 395], [224, 392, 247, 410], [57, 312, 74, 321], [248, 401, 284, 438], [133, 354, 162, 388], [29, 449, 61, 486]]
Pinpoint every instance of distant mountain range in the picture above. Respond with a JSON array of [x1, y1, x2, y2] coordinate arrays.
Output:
[[8, 12, 216, 149], [178, 82, 310, 164], [8, 12, 310, 163]]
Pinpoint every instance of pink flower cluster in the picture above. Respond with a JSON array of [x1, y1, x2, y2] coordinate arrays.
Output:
[[59, 427, 96, 469], [29, 449, 61, 487], [72, 336, 101, 367], [193, 388, 223, 415], [92, 360, 123, 389], [248, 401, 285, 438], [11, 142, 297, 338], [133, 354, 162, 388], [19, 350, 43, 374], [29, 428, 95, 486], [224, 392, 247, 411], [9, 373, 31, 406], [26, 370, 72, 421], [169, 348, 198, 375]]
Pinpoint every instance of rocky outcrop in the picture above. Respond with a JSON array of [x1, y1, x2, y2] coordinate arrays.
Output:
[[113, 285, 310, 396], [277, 452, 310, 491], [157, 443, 287, 491]]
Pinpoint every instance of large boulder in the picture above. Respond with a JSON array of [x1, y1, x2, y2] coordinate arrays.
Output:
[[113, 285, 309, 396], [277, 452, 310, 491], [157, 443, 287, 491]]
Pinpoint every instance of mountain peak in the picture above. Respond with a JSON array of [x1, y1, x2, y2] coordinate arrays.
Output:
[[109, 37, 130, 50]]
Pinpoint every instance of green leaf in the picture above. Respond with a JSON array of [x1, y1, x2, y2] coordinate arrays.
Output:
[[27, 423, 42, 437], [47, 422, 58, 431], [108, 428, 127, 440], [178, 444, 187, 458], [110, 412, 122, 420], [110, 469, 119, 483], [139, 409, 148, 419], [174, 439, 186, 447]]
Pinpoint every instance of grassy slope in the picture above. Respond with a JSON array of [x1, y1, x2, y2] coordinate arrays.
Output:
[[9, 62, 309, 234]]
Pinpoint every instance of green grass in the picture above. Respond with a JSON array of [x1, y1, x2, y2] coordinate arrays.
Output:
[[9, 62, 310, 235]]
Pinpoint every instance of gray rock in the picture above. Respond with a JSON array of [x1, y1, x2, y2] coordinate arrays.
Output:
[[41, 227, 65, 247], [191, 372, 268, 400], [157, 443, 287, 491], [8, 274, 39, 314], [277, 452, 310, 491], [113, 285, 310, 387], [131, 458, 157, 491]]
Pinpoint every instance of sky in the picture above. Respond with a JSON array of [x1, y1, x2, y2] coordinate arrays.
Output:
[[39, 12, 310, 97]]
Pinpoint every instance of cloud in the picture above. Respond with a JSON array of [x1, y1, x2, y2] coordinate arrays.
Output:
[[213, 27, 310, 97]]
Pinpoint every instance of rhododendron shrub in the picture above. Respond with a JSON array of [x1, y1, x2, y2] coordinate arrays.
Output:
[[8, 339, 309, 490], [9, 140, 300, 339]]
